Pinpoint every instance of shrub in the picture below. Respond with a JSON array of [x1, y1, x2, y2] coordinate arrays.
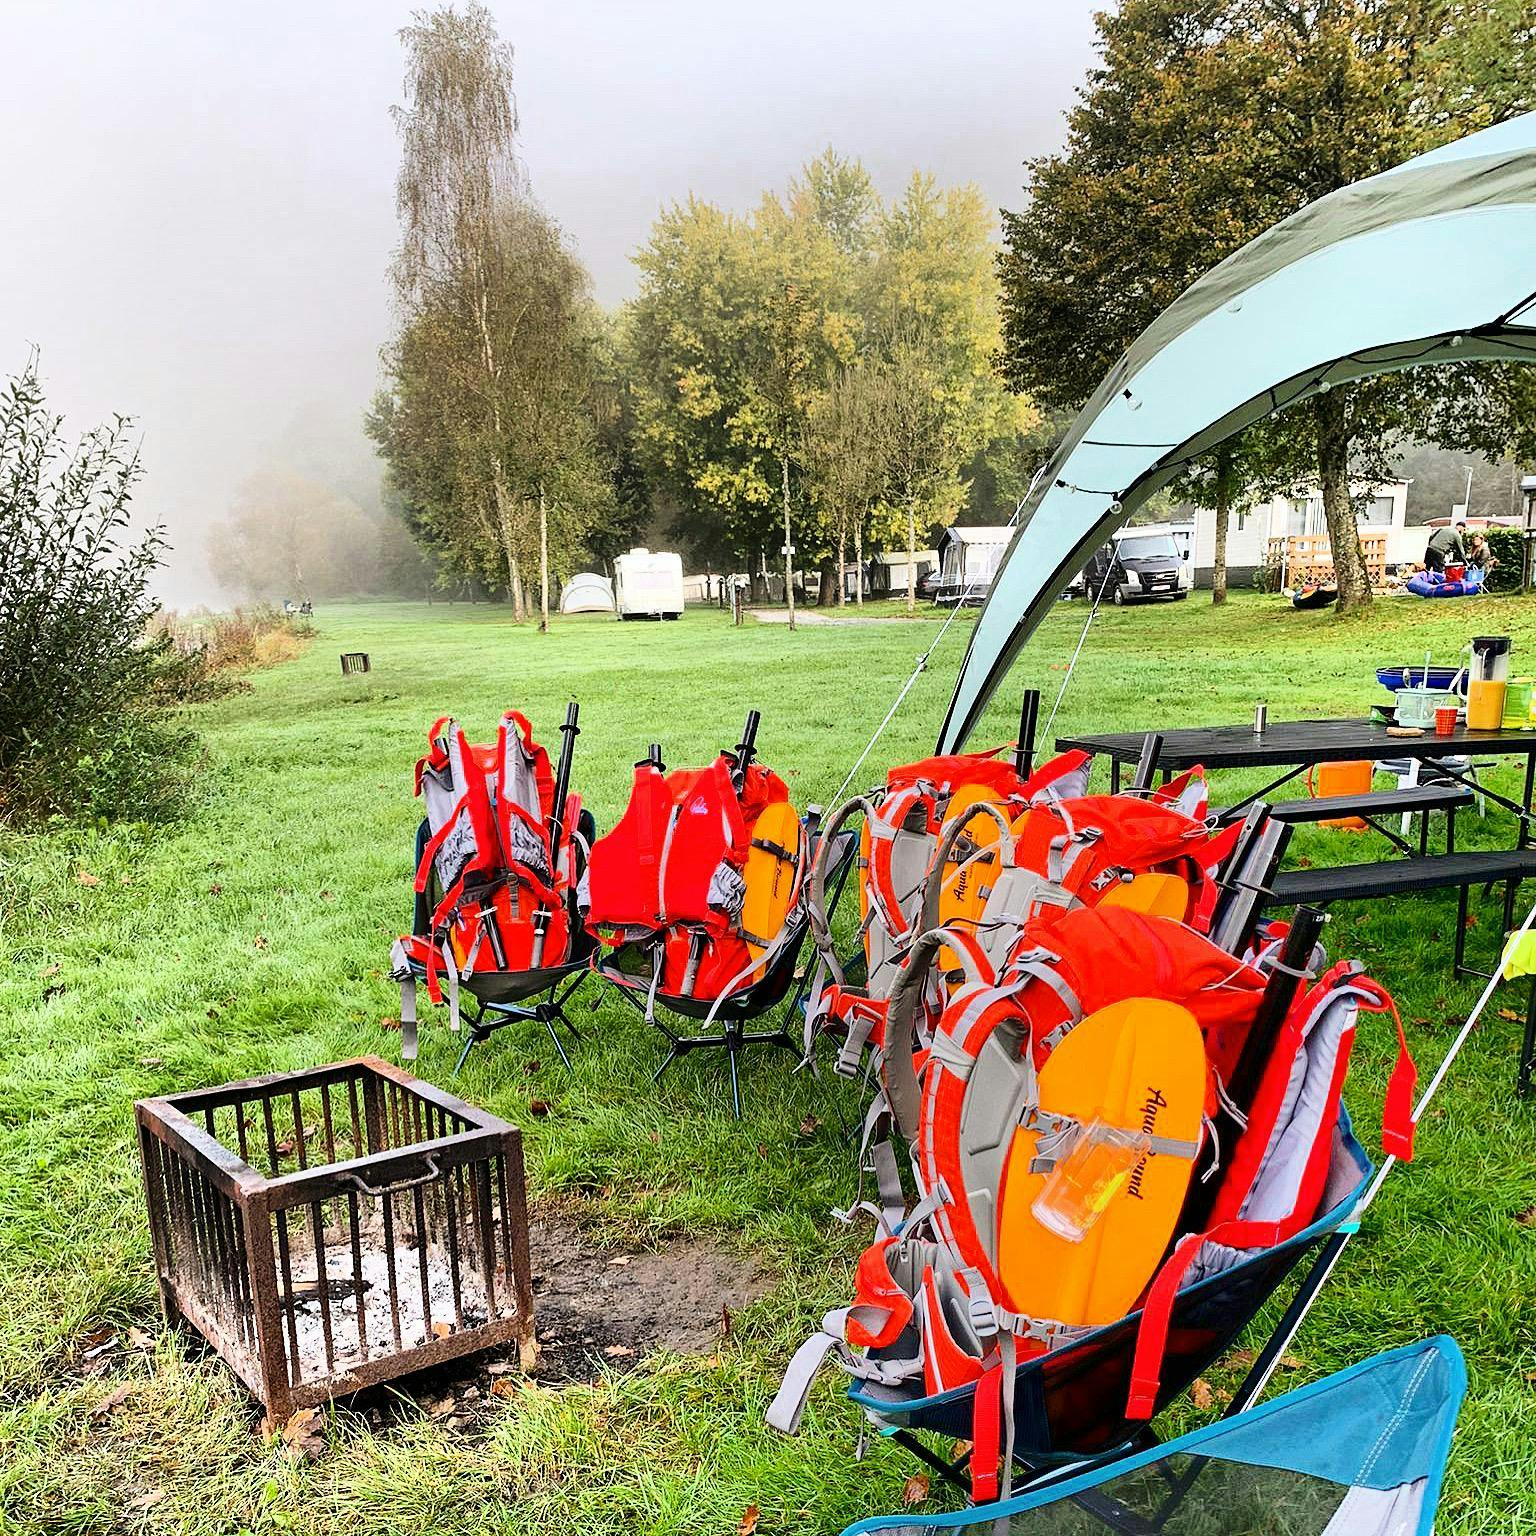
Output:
[[0, 356, 196, 825], [147, 605, 315, 703], [1482, 526, 1525, 593]]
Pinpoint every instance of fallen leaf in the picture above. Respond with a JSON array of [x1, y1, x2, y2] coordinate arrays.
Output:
[[431, 1321, 454, 1341], [119, 874, 132, 885], [91, 1383, 134, 1418], [209, 883, 222, 895], [427, 1396, 456, 1419], [130, 1490, 166, 1511], [380, 1016, 401, 1032], [951, 1439, 974, 1460], [41, 962, 61, 978], [490, 1377, 519, 1398], [1498, 1008, 1522, 1023], [527, 1098, 551, 1117], [738, 1506, 760, 1536], [524, 1060, 542, 1075], [607, 1254, 631, 1268], [1516, 1207, 1536, 1228], [1280, 1353, 1304, 1371], [76, 870, 100, 886], [902, 1474, 930, 1507], [253, 934, 269, 950], [275, 1138, 295, 1156], [1191, 1378, 1215, 1410], [603, 1343, 635, 1358], [797, 1113, 823, 1137], [127, 1326, 153, 1350], [278, 1407, 327, 1461]]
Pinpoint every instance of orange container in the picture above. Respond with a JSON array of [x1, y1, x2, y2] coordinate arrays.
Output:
[[1308, 760, 1373, 830]]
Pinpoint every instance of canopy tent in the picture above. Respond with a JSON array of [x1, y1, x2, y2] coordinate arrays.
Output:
[[939, 112, 1536, 751]]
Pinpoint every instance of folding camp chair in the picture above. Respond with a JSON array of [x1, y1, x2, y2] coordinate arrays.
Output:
[[840, 1336, 1465, 1536], [842, 1091, 1374, 1483], [392, 703, 594, 1073], [596, 822, 857, 1117]]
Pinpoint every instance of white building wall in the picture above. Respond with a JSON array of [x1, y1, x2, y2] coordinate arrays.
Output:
[[1190, 480, 1412, 574]]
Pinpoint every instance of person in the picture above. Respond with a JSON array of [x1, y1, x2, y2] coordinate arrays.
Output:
[[1468, 531, 1498, 572], [1424, 520, 1468, 574]]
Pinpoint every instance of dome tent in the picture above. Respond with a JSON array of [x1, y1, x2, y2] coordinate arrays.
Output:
[[558, 572, 615, 614]]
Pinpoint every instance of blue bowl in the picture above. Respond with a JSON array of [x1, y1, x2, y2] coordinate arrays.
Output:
[[1378, 666, 1462, 692]]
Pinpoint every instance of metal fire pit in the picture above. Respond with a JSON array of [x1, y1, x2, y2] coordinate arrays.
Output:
[[136, 1056, 534, 1419]]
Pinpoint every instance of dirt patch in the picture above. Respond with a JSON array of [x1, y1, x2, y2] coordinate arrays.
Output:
[[528, 1211, 773, 1384]]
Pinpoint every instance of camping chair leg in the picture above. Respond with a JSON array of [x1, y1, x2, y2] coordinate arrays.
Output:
[[1454, 884, 1470, 978], [453, 1031, 478, 1075], [1520, 979, 1536, 1099], [890, 1430, 971, 1495]]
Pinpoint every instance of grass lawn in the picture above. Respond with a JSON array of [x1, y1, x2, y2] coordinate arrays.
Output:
[[4, 590, 1536, 1534]]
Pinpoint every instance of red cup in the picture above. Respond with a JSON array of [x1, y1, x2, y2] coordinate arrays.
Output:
[[1435, 704, 1458, 736]]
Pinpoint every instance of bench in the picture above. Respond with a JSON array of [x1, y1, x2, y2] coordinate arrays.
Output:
[[1264, 848, 1536, 976], [1266, 783, 1472, 856], [1267, 784, 1471, 824]]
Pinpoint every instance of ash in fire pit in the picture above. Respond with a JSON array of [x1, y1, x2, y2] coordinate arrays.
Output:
[[283, 1224, 492, 1376]]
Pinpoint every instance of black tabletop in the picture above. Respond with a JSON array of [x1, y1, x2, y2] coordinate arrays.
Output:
[[1055, 716, 1536, 769]]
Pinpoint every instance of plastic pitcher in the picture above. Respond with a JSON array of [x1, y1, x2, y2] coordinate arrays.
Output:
[[1468, 636, 1512, 730]]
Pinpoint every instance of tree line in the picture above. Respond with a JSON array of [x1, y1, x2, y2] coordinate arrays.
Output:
[[329, 1, 1536, 621]]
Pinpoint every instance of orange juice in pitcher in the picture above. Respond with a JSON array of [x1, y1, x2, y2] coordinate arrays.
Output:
[[1468, 636, 1512, 730]]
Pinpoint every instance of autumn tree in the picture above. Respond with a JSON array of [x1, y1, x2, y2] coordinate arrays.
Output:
[[803, 364, 889, 605], [378, 3, 614, 620]]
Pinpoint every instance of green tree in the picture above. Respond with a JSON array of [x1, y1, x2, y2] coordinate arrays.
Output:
[[378, 5, 616, 620], [999, 0, 1536, 614], [803, 363, 889, 605]]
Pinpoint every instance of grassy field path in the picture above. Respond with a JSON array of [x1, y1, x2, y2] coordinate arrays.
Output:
[[2, 594, 1534, 1533]]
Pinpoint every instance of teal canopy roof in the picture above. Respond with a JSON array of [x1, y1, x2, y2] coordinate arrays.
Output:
[[939, 113, 1536, 750]]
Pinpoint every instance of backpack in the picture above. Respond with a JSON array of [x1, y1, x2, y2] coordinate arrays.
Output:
[[769, 910, 1415, 1506], [583, 745, 803, 1005], [805, 748, 1094, 1074], [391, 712, 581, 1056]]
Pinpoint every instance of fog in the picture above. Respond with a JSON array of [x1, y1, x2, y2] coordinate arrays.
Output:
[[0, 0, 1098, 605]]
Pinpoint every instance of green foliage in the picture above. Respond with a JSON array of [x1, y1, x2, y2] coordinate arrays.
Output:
[[997, 0, 1536, 610], [0, 356, 197, 826], [626, 155, 1013, 571], [375, 7, 621, 614], [1482, 525, 1525, 591]]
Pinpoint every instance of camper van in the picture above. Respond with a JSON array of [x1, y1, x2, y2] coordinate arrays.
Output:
[[613, 548, 685, 620], [1081, 525, 1194, 605]]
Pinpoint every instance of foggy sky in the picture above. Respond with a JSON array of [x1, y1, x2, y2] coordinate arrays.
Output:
[[1, 1, 1099, 603]]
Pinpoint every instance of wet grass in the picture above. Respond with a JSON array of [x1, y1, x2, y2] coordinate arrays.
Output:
[[2, 591, 1535, 1533]]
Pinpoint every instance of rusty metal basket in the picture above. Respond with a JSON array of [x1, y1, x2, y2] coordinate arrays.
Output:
[[135, 1056, 534, 1418]]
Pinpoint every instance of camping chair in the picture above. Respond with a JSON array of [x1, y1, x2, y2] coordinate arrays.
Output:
[[391, 703, 595, 1073], [402, 814, 596, 1073], [839, 1336, 1465, 1536], [586, 711, 859, 1117], [597, 842, 854, 1118]]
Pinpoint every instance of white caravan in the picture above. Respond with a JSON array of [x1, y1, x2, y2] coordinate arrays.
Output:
[[614, 547, 685, 620]]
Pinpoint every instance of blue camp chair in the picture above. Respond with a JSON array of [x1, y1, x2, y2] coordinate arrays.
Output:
[[842, 1335, 1465, 1536]]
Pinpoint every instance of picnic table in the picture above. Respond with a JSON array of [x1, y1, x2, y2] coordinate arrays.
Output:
[[1056, 716, 1536, 980]]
